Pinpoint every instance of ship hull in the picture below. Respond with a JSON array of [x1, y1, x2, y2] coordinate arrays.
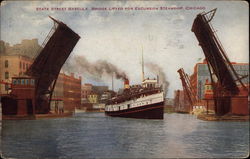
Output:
[[105, 101, 164, 119]]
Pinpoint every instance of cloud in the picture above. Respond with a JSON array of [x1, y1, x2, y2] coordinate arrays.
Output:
[[0, 1, 248, 98]]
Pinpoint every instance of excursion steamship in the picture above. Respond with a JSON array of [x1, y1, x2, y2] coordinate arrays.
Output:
[[105, 78, 164, 119], [105, 48, 164, 119]]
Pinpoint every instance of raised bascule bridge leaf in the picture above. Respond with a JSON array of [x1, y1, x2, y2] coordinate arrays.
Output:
[[26, 16, 80, 113]]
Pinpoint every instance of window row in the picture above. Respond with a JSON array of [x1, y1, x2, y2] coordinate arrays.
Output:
[[3, 60, 31, 70], [12, 79, 35, 86], [20, 61, 31, 70]]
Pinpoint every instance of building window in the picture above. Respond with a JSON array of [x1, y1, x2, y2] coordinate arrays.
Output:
[[5, 84, 9, 91], [5, 60, 8, 68], [25, 79, 29, 85], [21, 79, 25, 85], [23, 63, 25, 69], [12, 79, 17, 85], [26, 63, 29, 70], [5, 72, 9, 79], [20, 62, 22, 69], [31, 79, 35, 85], [17, 79, 21, 85]]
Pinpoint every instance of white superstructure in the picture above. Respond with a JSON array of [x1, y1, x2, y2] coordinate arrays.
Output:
[[105, 92, 164, 112]]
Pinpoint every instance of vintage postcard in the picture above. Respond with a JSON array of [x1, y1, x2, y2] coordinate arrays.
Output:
[[0, 0, 249, 158]]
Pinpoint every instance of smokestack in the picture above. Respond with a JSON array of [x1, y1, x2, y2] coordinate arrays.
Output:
[[124, 78, 130, 89]]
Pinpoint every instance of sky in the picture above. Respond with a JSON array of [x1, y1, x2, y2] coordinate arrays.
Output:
[[0, 0, 249, 98]]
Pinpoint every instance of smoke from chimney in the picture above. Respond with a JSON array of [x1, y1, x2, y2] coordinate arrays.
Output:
[[145, 62, 170, 96], [62, 55, 128, 81]]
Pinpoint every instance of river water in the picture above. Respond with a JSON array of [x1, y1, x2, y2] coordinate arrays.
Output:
[[0, 113, 249, 158]]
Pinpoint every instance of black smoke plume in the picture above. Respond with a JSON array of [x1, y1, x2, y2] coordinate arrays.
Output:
[[62, 55, 127, 81]]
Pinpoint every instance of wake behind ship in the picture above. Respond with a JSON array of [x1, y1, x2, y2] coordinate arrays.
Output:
[[105, 78, 164, 119]]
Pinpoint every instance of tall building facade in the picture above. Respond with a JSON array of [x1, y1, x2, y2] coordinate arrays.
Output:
[[190, 60, 249, 100], [1, 39, 82, 113], [52, 73, 82, 112], [0, 55, 33, 94], [0, 39, 40, 94]]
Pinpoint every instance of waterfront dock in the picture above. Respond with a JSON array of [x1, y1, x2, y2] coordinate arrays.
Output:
[[197, 114, 249, 122], [35, 112, 73, 119], [2, 112, 73, 120]]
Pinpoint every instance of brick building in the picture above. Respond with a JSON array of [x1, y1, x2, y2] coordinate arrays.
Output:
[[0, 55, 33, 94], [190, 59, 249, 100], [51, 73, 82, 113], [0, 39, 40, 94], [0, 39, 82, 113], [0, 55, 82, 113]]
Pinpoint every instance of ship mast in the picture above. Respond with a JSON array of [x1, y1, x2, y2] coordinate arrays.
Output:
[[141, 45, 145, 82], [112, 72, 114, 91]]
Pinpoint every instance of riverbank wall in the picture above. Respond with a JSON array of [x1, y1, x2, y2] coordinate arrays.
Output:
[[197, 114, 249, 122]]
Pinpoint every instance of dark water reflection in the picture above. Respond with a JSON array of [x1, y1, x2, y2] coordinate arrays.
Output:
[[0, 113, 249, 158]]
